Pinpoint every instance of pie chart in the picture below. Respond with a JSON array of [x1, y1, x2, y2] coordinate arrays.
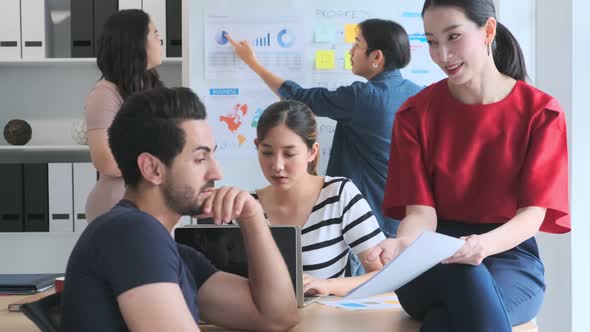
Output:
[[215, 30, 229, 45], [277, 29, 295, 48]]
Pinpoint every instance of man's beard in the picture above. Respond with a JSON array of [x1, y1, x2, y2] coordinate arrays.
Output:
[[162, 180, 214, 216]]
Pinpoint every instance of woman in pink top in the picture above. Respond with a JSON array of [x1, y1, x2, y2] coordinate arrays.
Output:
[[85, 9, 164, 222]]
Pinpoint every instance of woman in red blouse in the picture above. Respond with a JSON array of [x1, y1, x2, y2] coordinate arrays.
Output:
[[367, 1, 570, 331]]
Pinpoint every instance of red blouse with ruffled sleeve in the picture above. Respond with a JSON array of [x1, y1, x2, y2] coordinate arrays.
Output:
[[383, 79, 570, 233]]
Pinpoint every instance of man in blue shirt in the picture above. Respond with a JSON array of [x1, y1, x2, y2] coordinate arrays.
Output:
[[227, 19, 422, 238], [61, 87, 299, 331]]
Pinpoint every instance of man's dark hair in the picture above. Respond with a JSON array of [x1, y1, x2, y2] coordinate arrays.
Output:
[[358, 19, 411, 70], [108, 87, 207, 188]]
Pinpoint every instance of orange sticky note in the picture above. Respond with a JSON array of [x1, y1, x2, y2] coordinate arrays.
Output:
[[237, 134, 246, 146], [345, 52, 352, 70], [315, 50, 335, 70], [344, 24, 357, 43]]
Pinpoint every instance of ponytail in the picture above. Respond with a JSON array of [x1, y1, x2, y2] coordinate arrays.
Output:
[[493, 22, 528, 81], [421, 1, 528, 81]]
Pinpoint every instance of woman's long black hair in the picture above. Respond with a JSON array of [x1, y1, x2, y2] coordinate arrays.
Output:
[[96, 9, 164, 99]]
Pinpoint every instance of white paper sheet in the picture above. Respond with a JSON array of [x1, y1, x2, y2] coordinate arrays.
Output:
[[318, 293, 401, 311], [344, 231, 464, 299]]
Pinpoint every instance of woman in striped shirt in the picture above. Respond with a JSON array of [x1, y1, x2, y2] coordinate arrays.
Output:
[[253, 100, 386, 296]]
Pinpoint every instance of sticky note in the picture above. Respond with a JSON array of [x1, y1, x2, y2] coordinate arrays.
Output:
[[345, 52, 352, 70], [237, 134, 246, 146], [314, 25, 336, 43], [251, 108, 263, 128], [344, 24, 358, 43], [315, 50, 335, 70]]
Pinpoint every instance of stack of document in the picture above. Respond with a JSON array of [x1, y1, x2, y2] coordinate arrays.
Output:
[[344, 231, 464, 299], [0, 273, 63, 295]]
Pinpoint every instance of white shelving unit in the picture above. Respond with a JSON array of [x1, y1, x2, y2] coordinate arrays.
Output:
[[0, 232, 81, 273], [0, 57, 183, 66], [0, 145, 88, 150], [0, 60, 182, 272], [0, 145, 90, 163], [0, 0, 184, 273], [0, 59, 183, 141]]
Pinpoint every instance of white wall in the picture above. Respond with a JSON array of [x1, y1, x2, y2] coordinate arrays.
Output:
[[535, 0, 582, 331], [498, 1, 590, 331], [182, 1, 581, 330], [0, 233, 80, 273], [571, 1, 590, 331]]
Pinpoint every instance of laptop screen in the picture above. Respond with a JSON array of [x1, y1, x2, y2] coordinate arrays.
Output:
[[174, 226, 299, 292]]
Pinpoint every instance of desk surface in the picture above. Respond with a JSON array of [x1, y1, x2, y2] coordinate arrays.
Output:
[[0, 294, 538, 332]]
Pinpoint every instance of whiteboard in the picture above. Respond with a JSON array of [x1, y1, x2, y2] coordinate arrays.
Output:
[[182, 0, 534, 191]]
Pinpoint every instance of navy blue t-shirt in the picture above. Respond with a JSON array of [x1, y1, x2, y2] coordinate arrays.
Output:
[[61, 200, 217, 332]]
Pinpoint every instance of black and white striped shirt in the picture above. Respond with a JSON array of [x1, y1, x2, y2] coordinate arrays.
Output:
[[255, 176, 386, 279]]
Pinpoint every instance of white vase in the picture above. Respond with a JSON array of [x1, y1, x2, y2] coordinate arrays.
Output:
[[71, 119, 88, 145]]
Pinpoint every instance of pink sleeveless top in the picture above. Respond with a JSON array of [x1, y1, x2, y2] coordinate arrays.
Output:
[[84, 80, 125, 222]]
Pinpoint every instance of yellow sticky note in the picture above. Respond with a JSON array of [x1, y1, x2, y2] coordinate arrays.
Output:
[[315, 50, 335, 70], [344, 52, 352, 70], [344, 24, 358, 43], [237, 134, 246, 146]]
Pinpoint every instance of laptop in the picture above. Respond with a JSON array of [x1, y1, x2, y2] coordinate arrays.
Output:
[[0, 273, 63, 294], [174, 225, 320, 307]]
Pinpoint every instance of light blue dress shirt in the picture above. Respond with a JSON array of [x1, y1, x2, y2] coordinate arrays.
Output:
[[278, 69, 422, 237]]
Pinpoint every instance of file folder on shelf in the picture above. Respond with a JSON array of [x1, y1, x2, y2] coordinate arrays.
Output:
[[73, 163, 97, 233], [119, 0, 142, 10], [0, 164, 24, 232], [23, 164, 49, 232], [143, 0, 167, 58], [93, 0, 118, 56], [48, 163, 73, 232], [0, 0, 22, 59], [166, 0, 182, 57], [71, 0, 95, 57], [20, 0, 50, 58]]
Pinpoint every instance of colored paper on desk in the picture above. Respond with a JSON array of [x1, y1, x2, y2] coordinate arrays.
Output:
[[343, 232, 464, 299], [344, 24, 357, 43], [344, 52, 352, 70], [318, 294, 401, 311], [314, 24, 336, 43], [315, 50, 335, 70]]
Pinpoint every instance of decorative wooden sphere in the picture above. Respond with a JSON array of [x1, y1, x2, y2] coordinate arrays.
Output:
[[3, 119, 32, 145]]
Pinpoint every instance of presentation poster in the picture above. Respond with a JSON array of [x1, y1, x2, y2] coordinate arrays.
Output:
[[194, 2, 445, 172], [205, 86, 278, 156], [205, 10, 306, 80], [203, 10, 306, 157]]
